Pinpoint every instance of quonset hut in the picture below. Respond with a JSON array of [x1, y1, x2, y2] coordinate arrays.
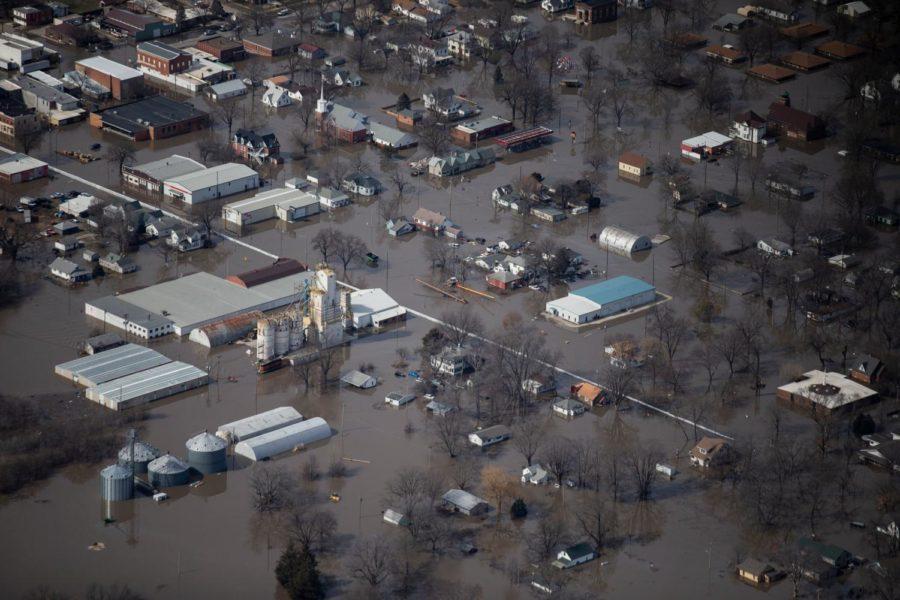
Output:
[[597, 226, 652, 255], [185, 432, 228, 474], [234, 417, 331, 461], [117, 441, 162, 474], [147, 454, 191, 488]]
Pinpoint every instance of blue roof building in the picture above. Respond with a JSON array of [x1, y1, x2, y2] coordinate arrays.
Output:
[[546, 276, 656, 325]]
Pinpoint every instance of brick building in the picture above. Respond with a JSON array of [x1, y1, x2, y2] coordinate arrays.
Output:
[[195, 36, 246, 62], [90, 96, 207, 141], [137, 41, 192, 75], [75, 56, 144, 100]]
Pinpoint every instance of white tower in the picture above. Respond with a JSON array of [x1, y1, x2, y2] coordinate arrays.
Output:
[[316, 75, 329, 115]]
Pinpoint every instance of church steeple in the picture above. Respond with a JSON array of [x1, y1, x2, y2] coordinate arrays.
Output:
[[316, 75, 329, 114]]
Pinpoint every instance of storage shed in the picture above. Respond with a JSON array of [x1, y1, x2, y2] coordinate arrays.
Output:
[[546, 276, 656, 325], [85, 361, 209, 410], [55, 343, 171, 387], [441, 489, 490, 516], [597, 226, 652, 255], [234, 417, 332, 461]]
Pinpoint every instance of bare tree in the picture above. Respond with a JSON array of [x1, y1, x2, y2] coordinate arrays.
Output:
[[430, 412, 465, 458], [312, 227, 339, 264], [286, 509, 337, 553], [628, 447, 660, 502], [348, 536, 391, 588], [574, 492, 617, 554], [450, 456, 479, 490], [214, 98, 243, 140], [511, 417, 548, 467], [249, 465, 295, 512], [481, 465, 517, 524], [105, 145, 135, 176], [650, 306, 690, 366], [334, 232, 367, 276], [527, 517, 569, 562], [439, 308, 483, 349], [419, 116, 451, 156], [541, 438, 575, 487], [579, 46, 600, 85]]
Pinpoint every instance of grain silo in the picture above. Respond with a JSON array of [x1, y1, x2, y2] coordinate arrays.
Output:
[[185, 431, 228, 474], [257, 319, 274, 362], [274, 319, 290, 356], [288, 318, 303, 351], [147, 454, 191, 488], [117, 441, 162, 474], [100, 464, 134, 501]]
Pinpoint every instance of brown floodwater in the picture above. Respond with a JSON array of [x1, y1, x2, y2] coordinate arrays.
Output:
[[1, 1, 898, 597]]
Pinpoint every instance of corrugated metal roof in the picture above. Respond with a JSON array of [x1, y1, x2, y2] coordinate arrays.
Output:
[[186, 432, 227, 452], [55, 343, 171, 387], [217, 406, 304, 443], [234, 417, 331, 460], [442, 488, 488, 511], [128, 154, 204, 182], [571, 276, 655, 306], [164, 163, 257, 193], [85, 361, 208, 408], [147, 453, 190, 474]]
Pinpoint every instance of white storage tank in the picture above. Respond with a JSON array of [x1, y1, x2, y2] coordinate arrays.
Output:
[[257, 319, 274, 362], [274, 319, 290, 356], [100, 463, 134, 501]]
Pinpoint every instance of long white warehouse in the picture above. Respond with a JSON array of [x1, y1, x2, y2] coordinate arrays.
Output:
[[163, 163, 259, 205], [234, 417, 331, 460], [85, 361, 209, 410], [216, 406, 304, 444], [55, 343, 171, 387]]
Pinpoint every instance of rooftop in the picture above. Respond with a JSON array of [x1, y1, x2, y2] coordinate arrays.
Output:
[[226, 257, 306, 288], [0, 153, 47, 176], [778, 370, 878, 410], [137, 41, 188, 61], [454, 115, 512, 135], [127, 154, 204, 182], [571, 276, 655, 306], [165, 163, 257, 192], [55, 343, 171, 387], [76, 55, 143, 80], [96, 96, 207, 132]]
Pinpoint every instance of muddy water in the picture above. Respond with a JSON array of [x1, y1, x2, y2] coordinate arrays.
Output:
[[1, 2, 897, 597]]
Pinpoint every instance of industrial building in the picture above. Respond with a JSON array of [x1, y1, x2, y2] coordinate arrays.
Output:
[[546, 276, 656, 325], [55, 344, 171, 387], [349, 288, 407, 329], [222, 186, 319, 227], [188, 312, 262, 348], [216, 406, 304, 444], [234, 417, 331, 460], [163, 163, 258, 204], [90, 96, 208, 142], [86, 270, 315, 337], [84, 295, 175, 339], [0, 32, 54, 72], [597, 226, 653, 255], [74, 56, 143, 100], [450, 115, 514, 145], [122, 155, 204, 193], [226, 258, 306, 288], [85, 361, 209, 410]]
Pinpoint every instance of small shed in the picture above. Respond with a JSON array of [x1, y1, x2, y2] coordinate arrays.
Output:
[[341, 370, 377, 389], [383, 509, 409, 526], [598, 226, 652, 255], [385, 392, 415, 407], [553, 397, 586, 417], [441, 489, 490, 516], [426, 400, 455, 416]]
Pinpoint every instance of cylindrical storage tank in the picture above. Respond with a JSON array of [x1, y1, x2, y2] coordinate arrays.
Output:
[[185, 432, 228, 474], [257, 319, 274, 362], [100, 464, 134, 501], [117, 441, 162, 474], [289, 319, 303, 351], [147, 454, 191, 488], [274, 320, 290, 356]]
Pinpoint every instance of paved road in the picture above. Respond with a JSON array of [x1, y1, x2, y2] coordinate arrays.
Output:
[[2, 147, 733, 440]]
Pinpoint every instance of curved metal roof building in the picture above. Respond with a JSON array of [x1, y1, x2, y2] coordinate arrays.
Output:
[[597, 226, 652, 255]]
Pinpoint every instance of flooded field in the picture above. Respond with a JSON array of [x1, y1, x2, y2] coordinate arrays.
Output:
[[1, 0, 899, 597]]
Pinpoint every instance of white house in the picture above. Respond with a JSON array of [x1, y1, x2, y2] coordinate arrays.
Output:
[[552, 543, 596, 569], [542, 0, 575, 13], [553, 398, 586, 417], [731, 110, 768, 144], [521, 464, 549, 485], [169, 227, 205, 252], [341, 370, 377, 389], [446, 30, 473, 58], [49, 257, 90, 282], [342, 173, 380, 196], [837, 1, 871, 18], [468, 425, 510, 448], [262, 86, 293, 108], [317, 186, 351, 209], [385, 392, 416, 407], [757, 238, 794, 257], [386, 218, 414, 237], [383, 509, 409, 526]]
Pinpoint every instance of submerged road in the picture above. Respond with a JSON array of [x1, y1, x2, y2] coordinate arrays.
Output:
[[5, 149, 733, 440]]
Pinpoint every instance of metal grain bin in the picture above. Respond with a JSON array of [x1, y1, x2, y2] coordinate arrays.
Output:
[[185, 432, 228, 474], [100, 464, 134, 501], [117, 441, 162, 474], [147, 454, 191, 488]]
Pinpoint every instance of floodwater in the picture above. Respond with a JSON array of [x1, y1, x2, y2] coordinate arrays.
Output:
[[1, 0, 898, 597]]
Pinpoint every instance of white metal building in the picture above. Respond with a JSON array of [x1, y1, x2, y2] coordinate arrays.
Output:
[[349, 288, 407, 329], [546, 276, 656, 325], [597, 226, 652, 255], [234, 417, 331, 460], [55, 343, 170, 387], [85, 361, 209, 410], [216, 406, 304, 444], [223, 187, 319, 227], [123, 155, 204, 193], [163, 163, 259, 204]]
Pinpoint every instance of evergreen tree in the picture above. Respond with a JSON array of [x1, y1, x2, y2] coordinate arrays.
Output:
[[510, 497, 527, 519], [396, 92, 411, 111], [493, 65, 503, 84], [276, 542, 325, 600]]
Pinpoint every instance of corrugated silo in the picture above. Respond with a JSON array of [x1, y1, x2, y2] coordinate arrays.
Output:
[[289, 318, 303, 351], [147, 454, 191, 488], [117, 441, 162, 474], [257, 319, 274, 362], [100, 464, 134, 501], [185, 431, 228, 474]]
